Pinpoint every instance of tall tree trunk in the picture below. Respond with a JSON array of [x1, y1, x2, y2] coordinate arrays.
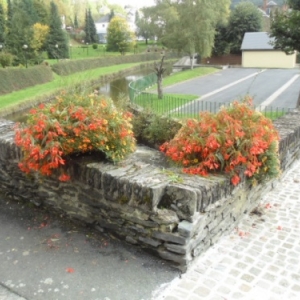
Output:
[[154, 55, 166, 100]]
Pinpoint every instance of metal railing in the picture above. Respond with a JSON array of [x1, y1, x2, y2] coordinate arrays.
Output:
[[129, 76, 295, 120], [129, 73, 157, 101]]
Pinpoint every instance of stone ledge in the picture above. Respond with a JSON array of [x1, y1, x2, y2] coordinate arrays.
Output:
[[0, 111, 299, 271]]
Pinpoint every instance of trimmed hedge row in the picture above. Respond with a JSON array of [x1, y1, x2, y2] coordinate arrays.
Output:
[[0, 65, 53, 95], [51, 52, 178, 76]]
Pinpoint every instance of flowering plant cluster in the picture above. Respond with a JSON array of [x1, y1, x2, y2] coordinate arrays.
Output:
[[160, 99, 280, 186], [15, 92, 136, 181]]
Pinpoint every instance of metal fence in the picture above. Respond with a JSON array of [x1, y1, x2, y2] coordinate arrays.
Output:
[[129, 76, 295, 121], [128, 73, 157, 101]]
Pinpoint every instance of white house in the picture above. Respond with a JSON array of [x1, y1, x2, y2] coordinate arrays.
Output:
[[95, 6, 137, 43], [95, 14, 110, 43]]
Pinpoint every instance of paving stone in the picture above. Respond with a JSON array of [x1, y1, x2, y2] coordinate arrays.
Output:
[[240, 274, 255, 283], [193, 285, 211, 297], [216, 285, 231, 295], [153, 160, 300, 300], [239, 283, 252, 293], [177, 279, 196, 291], [231, 292, 245, 299]]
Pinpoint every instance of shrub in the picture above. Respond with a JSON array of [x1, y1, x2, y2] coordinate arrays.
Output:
[[15, 92, 136, 181], [0, 52, 14, 68], [160, 98, 280, 186], [132, 110, 182, 147], [51, 53, 178, 76], [0, 65, 53, 95], [92, 43, 98, 50]]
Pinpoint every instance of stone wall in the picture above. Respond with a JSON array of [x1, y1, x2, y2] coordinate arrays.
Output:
[[0, 111, 300, 271]]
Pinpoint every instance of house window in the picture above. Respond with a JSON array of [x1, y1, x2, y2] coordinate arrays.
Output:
[[102, 24, 105, 28]]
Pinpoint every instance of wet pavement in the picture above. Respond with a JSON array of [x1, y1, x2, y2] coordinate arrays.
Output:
[[0, 194, 178, 300], [1, 157, 300, 300]]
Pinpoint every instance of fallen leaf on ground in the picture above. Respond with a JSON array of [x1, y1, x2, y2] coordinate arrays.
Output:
[[66, 267, 75, 273]]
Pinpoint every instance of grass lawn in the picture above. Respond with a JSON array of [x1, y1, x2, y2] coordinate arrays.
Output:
[[133, 93, 198, 114], [0, 62, 144, 112], [162, 67, 218, 86]]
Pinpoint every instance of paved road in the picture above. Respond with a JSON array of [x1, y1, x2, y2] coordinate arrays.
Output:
[[165, 68, 300, 114], [0, 195, 178, 300]]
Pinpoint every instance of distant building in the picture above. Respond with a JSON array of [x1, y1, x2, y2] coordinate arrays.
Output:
[[94, 6, 138, 43], [241, 32, 296, 69]]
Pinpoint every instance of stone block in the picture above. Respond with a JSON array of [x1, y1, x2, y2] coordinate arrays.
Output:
[[157, 249, 188, 265], [139, 236, 161, 247], [164, 242, 188, 255], [150, 209, 179, 225], [159, 184, 197, 220], [178, 220, 193, 237], [125, 236, 138, 244], [152, 231, 187, 245]]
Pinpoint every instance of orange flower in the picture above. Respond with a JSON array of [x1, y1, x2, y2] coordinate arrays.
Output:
[[59, 174, 71, 182]]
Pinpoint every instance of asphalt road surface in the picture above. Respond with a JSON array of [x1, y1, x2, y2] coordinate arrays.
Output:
[[165, 68, 300, 114], [0, 194, 179, 300]]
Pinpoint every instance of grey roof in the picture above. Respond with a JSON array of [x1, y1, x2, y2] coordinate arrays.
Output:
[[241, 32, 275, 50], [267, 1, 278, 7], [95, 14, 110, 23]]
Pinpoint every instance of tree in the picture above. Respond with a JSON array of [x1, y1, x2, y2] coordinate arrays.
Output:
[[0, 3, 5, 45], [74, 13, 79, 28], [227, 2, 262, 54], [154, 54, 166, 99], [270, 0, 300, 54], [84, 8, 98, 44], [106, 16, 135, 54], [46, 1, 69, 59], [33, 0, 49, 24], [5, 0, 36, 66], [149, 0, 231, 68], [109, 9, 115, 21], [31, 23, 49, 56], [212, 23, 231, 56], [135, 7, 156, 44]]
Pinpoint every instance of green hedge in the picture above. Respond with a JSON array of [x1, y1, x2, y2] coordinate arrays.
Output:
[[0, 65, 53, 95], [51, 53, 178, 76]]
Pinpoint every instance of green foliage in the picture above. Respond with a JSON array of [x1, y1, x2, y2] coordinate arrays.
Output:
[[51, 52, 168, 76], [270, 0, 300, 54], [147, 0, 230, 63], [0, 65, 53, 95], [5, 0, 36, 65], [227, 2, 262, 54], [0, 3, 5, 44], [288, 0, 300, 10], [84, 8, 98, 44], [231, 0, 285, 7], [136, 7, 156, 43], [106, 16, 136, 54], [46, 1, 69, 59], [132, 110, 182, 147], [33, 0, 49, 25], [15, 92, 136, 181], [0, 52, 14, 68], [160, 98, 280, 186], [74, 14, 79, 29], [213, 23, 231, 56]]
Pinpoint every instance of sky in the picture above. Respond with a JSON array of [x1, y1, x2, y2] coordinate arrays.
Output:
[[110, 0, 156, 8]]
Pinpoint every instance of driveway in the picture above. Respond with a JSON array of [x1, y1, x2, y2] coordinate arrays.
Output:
[[164, 68, 300, 112]]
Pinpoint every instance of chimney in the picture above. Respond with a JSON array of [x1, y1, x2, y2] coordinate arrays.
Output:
[[263, 0, 267, 11]]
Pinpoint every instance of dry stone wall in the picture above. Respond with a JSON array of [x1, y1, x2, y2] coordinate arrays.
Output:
[[0, 111, 300, 271]]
